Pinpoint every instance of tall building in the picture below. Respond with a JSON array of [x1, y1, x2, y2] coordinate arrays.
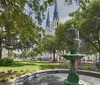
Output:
[[53, 0, 59, 27], [46, 8, 51, 34], [46, 0, 59, 35]]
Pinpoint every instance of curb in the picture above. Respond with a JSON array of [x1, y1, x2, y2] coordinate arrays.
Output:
[[12, 69, 100, 85]]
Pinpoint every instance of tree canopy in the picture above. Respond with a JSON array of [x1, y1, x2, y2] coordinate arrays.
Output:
[[55, 0, 100, 62], [0, 0, 92, 58]]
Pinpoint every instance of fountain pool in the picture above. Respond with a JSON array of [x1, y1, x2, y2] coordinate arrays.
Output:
[[13, 70, 100, 85]]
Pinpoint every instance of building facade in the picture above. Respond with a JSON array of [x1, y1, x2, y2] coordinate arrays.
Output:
[[46, 0, 59, 35]]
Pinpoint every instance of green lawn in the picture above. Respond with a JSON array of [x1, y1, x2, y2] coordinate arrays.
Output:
[[0, 61, 99, 83], [0, 61, 68, 71], [0, 61, 69, 83]]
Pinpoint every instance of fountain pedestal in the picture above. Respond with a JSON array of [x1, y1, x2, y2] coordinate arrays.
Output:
[[63, 54, 84, 85]]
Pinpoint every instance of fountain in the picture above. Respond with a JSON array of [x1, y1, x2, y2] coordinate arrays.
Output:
[[62, 25, 85, 85]]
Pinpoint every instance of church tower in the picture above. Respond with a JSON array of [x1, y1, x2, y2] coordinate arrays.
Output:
[[46, 0, 59, 35], [46, 8, 51, 34], [51, 0, 59, 35], [53, 0, 59, 26]]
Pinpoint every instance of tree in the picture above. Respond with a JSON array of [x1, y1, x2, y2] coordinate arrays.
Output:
[[55, 19, 83, 53], [56, 0, 100, 63], [0, 0, 90, 25], [24, 50, 38, 58], [0, 0, 90, 59], [0, 0, 44, 58], [79, 0, 100, 63], [38, 34, 57, 62]]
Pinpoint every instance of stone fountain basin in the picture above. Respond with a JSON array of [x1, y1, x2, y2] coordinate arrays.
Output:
[[62, 54, 85, 60], [12, 69, 100, 85]]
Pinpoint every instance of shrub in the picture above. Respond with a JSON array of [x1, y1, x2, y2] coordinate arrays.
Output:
[[20, 70, 24, 72], [37, 57, 42, 61], [0, 58, 14, 66], [0, 78, 9, 82], [37, 57, 51, 61], [10, 75, 16, 79], [96, 62, 100, 69], [84, 62, 92, 66], [0, 71, 6, 74], [7, 70, 13, 74], [16, 72, 22, 77]]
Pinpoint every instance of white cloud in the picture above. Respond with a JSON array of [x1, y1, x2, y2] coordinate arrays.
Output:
[[60, 16, 72, 23]]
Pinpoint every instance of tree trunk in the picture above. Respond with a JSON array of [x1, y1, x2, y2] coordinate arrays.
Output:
[[0, 43, 2, 58], [99, 51, 100, 63], [63, 50, 65, 55], [8, 49, 10, 58], [95, 55, 97, 61], [53, 48, 56, 62]]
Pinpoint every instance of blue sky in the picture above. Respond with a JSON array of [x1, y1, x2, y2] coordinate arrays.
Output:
[[42, 0, 79, 28]]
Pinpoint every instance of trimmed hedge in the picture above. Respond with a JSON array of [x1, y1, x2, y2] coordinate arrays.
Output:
[[0, 58, 14, 66]]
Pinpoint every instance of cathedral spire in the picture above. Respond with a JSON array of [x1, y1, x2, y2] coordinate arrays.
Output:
[[53, 0, 59, 25], [46, 8, 50, 28]]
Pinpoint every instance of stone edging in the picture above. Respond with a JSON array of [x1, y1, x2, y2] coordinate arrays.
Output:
[[12, 69, 100, 85]]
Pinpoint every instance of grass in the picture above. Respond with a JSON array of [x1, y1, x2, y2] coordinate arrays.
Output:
[[0, 61, 69, 71], [0, 61, 68, 83], [0, 61, 99, 72], [0, 61, 100, 83]]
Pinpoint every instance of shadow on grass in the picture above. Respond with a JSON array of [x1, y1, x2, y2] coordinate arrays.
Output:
[[0, 80, 13, 85], [39, 64, 69, 69], [13, 63, 36, 67], [3, 61, 37, 67]]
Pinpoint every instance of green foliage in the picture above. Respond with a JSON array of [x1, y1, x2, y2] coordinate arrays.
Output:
[[0, 0, 91, 59], [0, 0, 54, 25], [96, 62, 100, 69], [26, 50, 37, 57], [55, 0, 100, 57], [0, 78, 9, 83], [55, 18, 84, 52], [15, 72, 23, 77], [0, 58, 14, 66], [65, 0, 89, 9], [20, 49, 38, 59], [37, 57, 42, 61], [38, 34, 57, 61], [87, 0, 100, 17], [37, 57, 51, 61], [84, 62, 92, 66], [55, 23, 67, 51], [39, 34, 56, 53], [9, 75, 16, 79], [79, 0, 100, 56], [0, 0, 45, 58]]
